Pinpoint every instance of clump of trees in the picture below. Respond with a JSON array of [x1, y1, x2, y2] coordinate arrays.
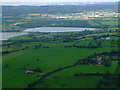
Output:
[[33, 67, 42, 72], [33, 44, 41, 49], [74, 50, 118, 67]]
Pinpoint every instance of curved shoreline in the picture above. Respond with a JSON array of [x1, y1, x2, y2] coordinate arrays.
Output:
[[1, 27, 96, 40]]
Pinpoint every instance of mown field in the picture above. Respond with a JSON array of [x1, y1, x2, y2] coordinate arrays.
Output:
[[2, 31, 118, 88], [35, 61, 118, 88]]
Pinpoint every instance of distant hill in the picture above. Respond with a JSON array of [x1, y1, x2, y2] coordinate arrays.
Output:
[[2, 2, 118, 6], [2, 4, 118, 16]]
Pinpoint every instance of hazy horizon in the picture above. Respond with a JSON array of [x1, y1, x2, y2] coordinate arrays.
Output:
[[1, 0, 119, 3]]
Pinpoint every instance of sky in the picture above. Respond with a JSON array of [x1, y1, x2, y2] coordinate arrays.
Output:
[[1, 0, 119, 2]]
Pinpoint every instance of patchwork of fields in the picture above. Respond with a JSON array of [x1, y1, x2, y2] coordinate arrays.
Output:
[[2, 31, 118, 88]]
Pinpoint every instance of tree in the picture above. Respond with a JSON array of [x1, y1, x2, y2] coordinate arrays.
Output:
[[33, 67, 42, 72], [4, 64, 8, 68], [97, 41, 102, 47]]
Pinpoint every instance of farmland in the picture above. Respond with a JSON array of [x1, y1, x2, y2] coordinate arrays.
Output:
[[2, 5, 118, 32], [2, 3, 119, 88], [2, 30, 119, 88]]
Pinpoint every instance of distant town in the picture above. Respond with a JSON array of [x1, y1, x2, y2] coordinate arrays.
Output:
[[3, 11, 118, 26], [27, 11, 118, 19]]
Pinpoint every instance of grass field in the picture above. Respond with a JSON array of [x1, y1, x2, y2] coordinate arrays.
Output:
[[2, 31, 118, 88], [35, 61, 117, 88]]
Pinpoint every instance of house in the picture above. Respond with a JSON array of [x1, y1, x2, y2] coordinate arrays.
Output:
[[100, 37, 105, 40], [105, 37, 110, 40], [25, 70, 34, 74], [100, 37, 110, 41], [96, 57, 102, 65]]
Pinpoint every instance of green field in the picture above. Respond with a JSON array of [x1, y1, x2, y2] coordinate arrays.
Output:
[[2, 4, 119, 88], [35, 61, 117, 88], [2, 31, 118, 88]]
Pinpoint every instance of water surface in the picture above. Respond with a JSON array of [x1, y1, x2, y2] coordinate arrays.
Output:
[[0, 32, 27, 40], [24, 27, 96, 32], [1, 27, 96, 40]]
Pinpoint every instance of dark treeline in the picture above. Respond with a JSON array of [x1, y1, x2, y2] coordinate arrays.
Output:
[[2, 29, 118, 47], [17, 19, 93, 28], [74, 50, 118, 67], [2, 46, 29, 55], [16, 18, 118, 29], [73, 73, 112, 76]]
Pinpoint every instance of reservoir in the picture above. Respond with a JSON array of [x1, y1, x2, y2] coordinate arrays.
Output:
[[0, 27, 96, 40], [0, 32, 27, 40], [24, 27, 96, 32]]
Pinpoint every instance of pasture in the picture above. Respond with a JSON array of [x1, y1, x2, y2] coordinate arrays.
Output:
[[2, 31, 118, 88]]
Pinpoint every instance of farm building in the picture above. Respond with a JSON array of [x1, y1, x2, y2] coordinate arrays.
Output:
[[96, 57, 102, 65], [25, 70, 34, 74]]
